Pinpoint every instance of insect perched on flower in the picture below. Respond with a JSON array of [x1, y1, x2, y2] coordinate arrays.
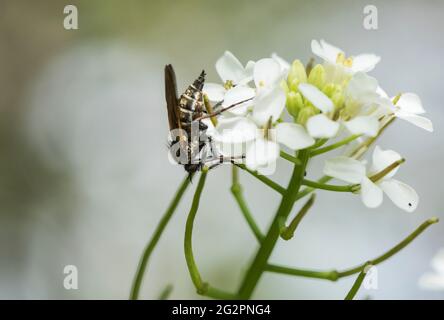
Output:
[[165, 65, 252, 176]]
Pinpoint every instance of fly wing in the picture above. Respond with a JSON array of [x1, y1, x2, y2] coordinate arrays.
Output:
[[164, 64, 180, 131]]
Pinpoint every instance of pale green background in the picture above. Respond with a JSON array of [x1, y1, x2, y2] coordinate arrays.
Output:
[[0, 0, 443, 299]]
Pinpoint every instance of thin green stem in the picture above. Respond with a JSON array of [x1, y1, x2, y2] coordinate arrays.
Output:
[[237, 150, 311, 299], [231, 166, 264, 242], [184, 169, 238, 300], [158, 284, 173, 300], [236, 164, 285, 195], [265, 217, 439, 281], [265, 264, 340, 281], [302, 179, 356, 192], [280, 150, 302, 165], [130, 175, 192, 300], [310, 134, 362, 157], [337, 217, 439, 277], [280, 194, 316, 240], [344, 263, 370, 300]]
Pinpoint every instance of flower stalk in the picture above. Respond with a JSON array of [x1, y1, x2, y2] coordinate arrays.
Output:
[[130, 174, 192, 300], [237, 150, 310, 299], [265, 217, 439, 281], [231, 166, 264, 242], [184, 168, 238, 299], [280, 194, 316, 240]]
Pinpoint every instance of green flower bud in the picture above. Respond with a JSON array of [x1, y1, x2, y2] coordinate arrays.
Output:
[[286, 91, 304, 119], [287, 59, 307, 86], [331, 91, 345, 109], [307, 64, 326, 90], [296, 105, 317, 125], [288, 78, 300, 92], [322, 83, 345, 109], [280, 79, 289, 94], [322, 83, 339, 97]]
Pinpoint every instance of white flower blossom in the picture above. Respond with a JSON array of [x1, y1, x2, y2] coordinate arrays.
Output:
[[311, 39, 381, 73], [419, 248, 444, 290], [301, 73, 380, 139], [378, 89, 433, 132], [203, 51, 255, 116], [323, 146, 418, 212]]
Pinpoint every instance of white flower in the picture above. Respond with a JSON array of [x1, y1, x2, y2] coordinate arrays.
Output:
[[323, 146, 418, 212], [214, 84, 314, 174], [203, 51, 255, 116], [300, 76, 379, 138], [271, 53, 291, 74], [419, 248, 444, 290], [378, 89, 433, 132], [311, 39, 380, 73], [250, 57, 287, 126]]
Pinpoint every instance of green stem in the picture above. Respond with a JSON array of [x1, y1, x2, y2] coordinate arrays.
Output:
[[280, 194, 316, 240], [302, 179, 356, 192], [310, 134, 362, 157], [158, 284, 174, 300], [231, 166, 264, 242], [130, 175, 192, 300], [344, 263, 370, 300], [236, 164, 285, 195], [265, 217, 439, 281], [280, 151, 302, 165], [184, 169, 238, 300], [237, 150, 310, 299]]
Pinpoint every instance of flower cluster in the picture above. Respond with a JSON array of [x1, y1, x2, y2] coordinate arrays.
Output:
[[203, 40, 433, 212]]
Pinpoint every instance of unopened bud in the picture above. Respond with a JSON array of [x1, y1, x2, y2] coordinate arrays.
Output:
[[307, 64, 326, 90], [287, 59, 307, 85], [286, 91, 304, 119]]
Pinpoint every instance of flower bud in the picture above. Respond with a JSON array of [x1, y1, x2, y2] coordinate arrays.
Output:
[[286, 91, 304, 119], [288, 78, 300, 92], [307, 64, 326, 90], [296, 105, 317, 125], [287, 59, 307, 86], [323, 83, 344, 108]]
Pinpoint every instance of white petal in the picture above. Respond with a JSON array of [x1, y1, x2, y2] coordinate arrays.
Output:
[[344, 116, 379, 137], [245, 138, 279, 170], [252, 86, 286, 126], [298, 83, 334, 113], [271, 53, 290, 72], [214, 116, 257, 144], [311, 39, 342, 64], [306, 114, 340, 138], [351, 54, 381, 73], [222, 86, 255, 115], [396, 93, 425, 114], [431, 248, 444, 274], [253, 58, 283, 89], [418, 272, 444, 290], [346, 72, 379, 103], [376, 86, 389, 99], [245, 60, 255, 75], [215, 51, 247, 84], [360, 176, 383, 208], [275, 122, 315, 150], [203, 83, 225, 101], [396, 111, 433, 132], [379, 179, 419, 212], [323, 156, 366, 184], [370, 145, 402, 179]]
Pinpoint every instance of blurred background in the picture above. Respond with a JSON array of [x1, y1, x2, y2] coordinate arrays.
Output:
[[0, 0, 443, 299]]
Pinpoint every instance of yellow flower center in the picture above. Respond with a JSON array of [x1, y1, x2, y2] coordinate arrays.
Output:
[[223, 80, 234, 90], [336, 52, 354, 67]]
